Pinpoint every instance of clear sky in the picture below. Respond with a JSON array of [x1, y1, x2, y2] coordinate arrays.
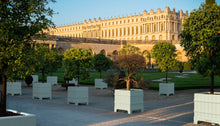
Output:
[[49, 0, 220, 26]]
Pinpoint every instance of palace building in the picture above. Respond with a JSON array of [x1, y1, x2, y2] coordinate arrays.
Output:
[[47, 7, 188, 41], [41, 7, 189, 66]]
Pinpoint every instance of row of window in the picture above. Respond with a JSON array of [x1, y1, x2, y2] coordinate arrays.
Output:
[[53, 14, 179, 33]]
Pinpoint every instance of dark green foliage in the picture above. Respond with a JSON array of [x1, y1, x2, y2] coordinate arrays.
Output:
[[180, 2, 220, 94], [25, 75, 33, 87], [0, 0, 55, 115], [63, 48, 93, 85], [152, 42, 177, 83], [35, 45, 63, 82], [93, 53, 112, 78], [206, 0, 215, 5]]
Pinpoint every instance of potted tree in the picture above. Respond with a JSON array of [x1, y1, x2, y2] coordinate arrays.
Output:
[[0, 0, 55, 125], [180, 0, 220, 124], [93, 53, 112, 90], [152, 42, 177, 96], [33, 45, 62, 100], [63, 48, 93, 105], [114, 53, 146, 114]]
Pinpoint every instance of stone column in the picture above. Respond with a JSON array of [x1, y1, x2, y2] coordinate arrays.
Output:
[[110, 29, 112, 38]]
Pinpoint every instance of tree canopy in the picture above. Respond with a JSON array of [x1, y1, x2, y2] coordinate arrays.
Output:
[[93, 53, 112, 78], [120, 44, 141, 54], [63, 48, 93, 85], [35, 44, 62, 82], [152, 42, 177, 83], [114, 54, 146, 90], [180, 2, 220, 94], [0, 0, 55, 115]]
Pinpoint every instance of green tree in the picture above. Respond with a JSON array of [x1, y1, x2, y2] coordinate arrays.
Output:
[[0, 0, 55, 115], [152, 42, 177, 83], [93, 53, 112, 78], [114, 54, 146, 90], [35, 44, 62, 82], [180, 1, 220, 94], [63, 48, 93, 85], [120, 44, 141, 54]]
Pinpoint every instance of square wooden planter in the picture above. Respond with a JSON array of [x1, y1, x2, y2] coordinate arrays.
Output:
[[47, 76, 58, 85], [95, 79, 107, 90], [159, 83, 175, 96], [194, 92, 220, 125], [32, 83, 52, 100], [0, 109, 36, 126], [67, 87, 89, 105], [31, 75, 38, 84], [7, 82, 22, 96], [114, 89, 144, 114]]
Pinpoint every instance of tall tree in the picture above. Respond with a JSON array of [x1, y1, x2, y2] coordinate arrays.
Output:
[[152, 42, 177, 83], [0, 0, 55, 115], [93, 53, 112, 78], [180, 2, 220, 94], [63, 48, 93, 85], [35, 44, 62, 82], [120, 44, 141, 54], [114, 54, 146, 90]]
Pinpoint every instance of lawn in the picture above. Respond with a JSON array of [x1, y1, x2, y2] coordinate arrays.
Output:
[[33, 69, 220, 90]]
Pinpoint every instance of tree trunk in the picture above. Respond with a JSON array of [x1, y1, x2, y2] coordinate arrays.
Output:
[[166, 72, 168, 83], [126, 78, 130, 90], [0, 67, 7, 116], [77, 76, 79, 86], [210, 72, 214, 94], [42, 70, 45, 83], [100, 71, 102, 78]]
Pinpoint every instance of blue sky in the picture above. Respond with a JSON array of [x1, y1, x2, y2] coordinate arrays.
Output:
[[49, 0, 220, 26]]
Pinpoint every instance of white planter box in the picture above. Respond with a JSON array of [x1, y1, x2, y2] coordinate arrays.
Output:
[[32, 83, 52, 100], [31, 75, 38, 84], [114, 89, 144, 114], [194, 92, 220, 125], [95, 79, 107, 90], [159, 83, 175, 96], [66, 78, 78, 86], [67, 87, 88, 105], [47, 76, 58, 85], [7, 82, 22, 96], [0, 109, 36, 126]]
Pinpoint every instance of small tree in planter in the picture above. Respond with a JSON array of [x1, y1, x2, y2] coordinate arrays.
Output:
[[152, 42, 177, 96], [35, 45, 62, 83], [63, 48, 93, 105], [93, 53, 112, 89], [93, 53, 112, 78], [63, 48, 93, 85], [180, 0, 220, 124], [113, 53, 146, 114]]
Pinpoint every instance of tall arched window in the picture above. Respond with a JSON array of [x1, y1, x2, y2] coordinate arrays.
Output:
[[145, 36, 148, 40], [159, 35, 162, 40], [152, 35, 156, 40]]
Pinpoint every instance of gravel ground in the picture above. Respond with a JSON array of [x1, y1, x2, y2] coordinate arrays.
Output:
[[6, 85, 220, 126]]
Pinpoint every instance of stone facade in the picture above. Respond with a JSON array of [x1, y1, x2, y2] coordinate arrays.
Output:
[[47, 7, 188, 41]]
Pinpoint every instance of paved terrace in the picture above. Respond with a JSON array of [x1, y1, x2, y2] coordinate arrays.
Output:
[[7, 85, 220, 126]]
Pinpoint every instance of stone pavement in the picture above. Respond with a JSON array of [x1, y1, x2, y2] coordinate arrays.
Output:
[[6, 85, 220, 126]]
